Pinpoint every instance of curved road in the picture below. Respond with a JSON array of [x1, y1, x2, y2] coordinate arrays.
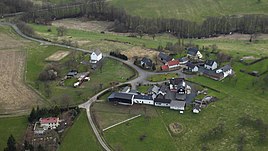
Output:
[[0, 22, 190, 151]]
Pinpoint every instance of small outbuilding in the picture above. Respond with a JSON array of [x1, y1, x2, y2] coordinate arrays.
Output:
[[170, 100, 186, 111]]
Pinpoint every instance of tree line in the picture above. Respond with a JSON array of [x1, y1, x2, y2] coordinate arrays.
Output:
[[7, 0, 268, 38]]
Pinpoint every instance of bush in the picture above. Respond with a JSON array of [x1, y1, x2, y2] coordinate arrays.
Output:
[[110, 52, 128, 60]]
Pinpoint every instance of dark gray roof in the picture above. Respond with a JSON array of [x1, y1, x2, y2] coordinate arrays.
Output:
[[220, 64, 232, 72], [205, 60, 217, 66], [141, 57, 153, 67], [158, 52, 172, 62], [93, 49, 102, 56], [186, 62, 197, 68], [178, 57, 189, 63], [154, 98, 172, 103], [159, 85, 167, 93], [175, 93, 187, 100], [108, 92, 133, 100], [170, 100, 186, 108], [170, 78, 184, 86], [134, 95, 153, 100], [187, 47, 199, 56]]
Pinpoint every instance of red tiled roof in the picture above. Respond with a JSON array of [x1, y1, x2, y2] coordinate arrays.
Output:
[[167, 60, 180, 66], [40, 117, 59, 124], [161, 65, 169, 70]]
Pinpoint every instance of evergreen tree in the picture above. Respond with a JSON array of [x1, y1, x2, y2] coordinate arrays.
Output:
[[4, 135, 16, 151]]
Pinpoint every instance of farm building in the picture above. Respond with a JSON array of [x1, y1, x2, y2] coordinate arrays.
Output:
[[154, 98, 172, 107], [108, 92, 134, 105], [170, 100, 186, 111], [133, 95, 154, 105], [90, 50, 102, 63]]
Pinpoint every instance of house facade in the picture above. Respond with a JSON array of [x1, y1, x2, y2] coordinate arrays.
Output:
[[154, 98, 171, 107], [39, 117, 60, 130], [204, 60, 218, 70], [186, 62, 199, 72], [90, 50, 102, 63]]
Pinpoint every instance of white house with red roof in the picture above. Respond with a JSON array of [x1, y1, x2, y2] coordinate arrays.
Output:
[[39, 117, 60, 130], [161, 60, 180, 70]]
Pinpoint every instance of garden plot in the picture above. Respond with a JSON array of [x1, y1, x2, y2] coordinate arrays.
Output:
[[45, 50, 70, 61]]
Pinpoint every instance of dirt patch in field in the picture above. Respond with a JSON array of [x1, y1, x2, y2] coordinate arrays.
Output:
[[52, 19, 114, 32], [0, 33, 27, 50], [45, 50, 70, 61], [169, 122, 183, 135], [121, 47, 159, 60], [0, 51, 41, 114]]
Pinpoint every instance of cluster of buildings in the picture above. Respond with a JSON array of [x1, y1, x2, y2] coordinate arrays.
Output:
[[66, 70, 90, 88], [158, 47, 234, 80], [34, 117, 60, 134], [108, 78, 192, 113]]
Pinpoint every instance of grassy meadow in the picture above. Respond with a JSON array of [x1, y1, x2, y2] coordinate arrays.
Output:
[[0, 116, 28, 150], [109, 0, 268, 22], [60, 110, 102, 151]]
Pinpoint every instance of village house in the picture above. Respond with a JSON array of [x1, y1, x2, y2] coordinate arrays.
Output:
[[216, 64, 233, 78], [204, 60, 218, 70], [133, 95, 154, 105], [140, 57, 153, 69], [185, 62, 199, 72], [90, 50, 102, 63], [169, 78, 186, 92], [39, 117, 60, 130], [161, 60, 180, 71], [158, 52, 173, 63], [108, 92, 134, 105], [187, 47, 203, 59]]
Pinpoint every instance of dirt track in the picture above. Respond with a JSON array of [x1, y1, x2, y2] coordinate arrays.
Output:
[[0, 51, 41, 114]]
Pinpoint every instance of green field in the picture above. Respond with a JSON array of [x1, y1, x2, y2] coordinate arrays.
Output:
[[110, 0, 268, 22], [60, 110, 102, 151], [0, 116, 27, 150]]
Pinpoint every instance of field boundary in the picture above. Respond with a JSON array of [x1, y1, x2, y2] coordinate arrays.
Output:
[[102, 114, 141, 132]]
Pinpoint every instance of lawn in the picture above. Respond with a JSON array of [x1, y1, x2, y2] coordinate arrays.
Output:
[[59, 110, 102, 151], [137, 85, 151, 94], [0, 116, 28, 150], [147, 73, 179, 82], [109, 0, 268, 22]]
